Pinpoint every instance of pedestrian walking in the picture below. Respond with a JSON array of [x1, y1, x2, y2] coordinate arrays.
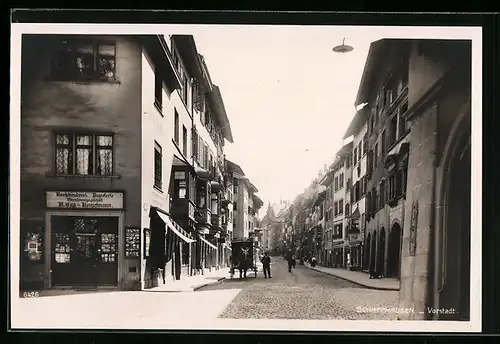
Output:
[[311, 256, 317, 268], [286, 250, 294, 273], [261, 252, 272, 278]]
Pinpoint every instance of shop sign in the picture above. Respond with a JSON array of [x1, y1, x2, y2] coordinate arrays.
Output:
[[46, 191, 124, 210]]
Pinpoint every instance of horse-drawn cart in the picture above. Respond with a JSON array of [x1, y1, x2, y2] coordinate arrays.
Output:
[[230, 240, 258, 279]]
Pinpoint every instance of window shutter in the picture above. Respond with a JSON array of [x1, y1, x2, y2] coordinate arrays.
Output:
[[384, 181, 389, 204]]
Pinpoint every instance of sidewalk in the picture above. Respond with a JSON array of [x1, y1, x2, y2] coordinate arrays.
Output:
[[145, 267, 230, 292], [305, 263, 400, 291]]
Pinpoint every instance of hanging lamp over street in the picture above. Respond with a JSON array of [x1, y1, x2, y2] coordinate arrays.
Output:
[[332, 37, 354, 53]]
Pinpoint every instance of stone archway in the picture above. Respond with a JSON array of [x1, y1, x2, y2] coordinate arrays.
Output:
[[438, 110, 471, 321], [387, 222, 402, 279], [378, 227, 386, 276], [370, 231, 377, 273]]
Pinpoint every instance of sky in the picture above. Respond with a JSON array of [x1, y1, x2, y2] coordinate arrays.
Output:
[[161, 25, 480, 216], [189, 26, 374, 212]]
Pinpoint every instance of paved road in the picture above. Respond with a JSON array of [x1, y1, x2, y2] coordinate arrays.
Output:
[[198, 256, 399, 320]]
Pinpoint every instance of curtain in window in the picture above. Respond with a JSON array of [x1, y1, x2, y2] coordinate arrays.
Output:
[[76, 135, 92, 175], [56, 134, 71, 174], [98, 44, 116, 79]]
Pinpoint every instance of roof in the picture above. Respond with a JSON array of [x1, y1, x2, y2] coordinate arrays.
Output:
[[252, 194, 264, 209], [355, 39, 412, 106], [249, 182, 259, 193], [319, 170, 334, 186], [207, 85, 234, 143], [332, 142, 354, 169], [172, 36, 234, 144], [343, 107, 369, 139], [225, 159, 245, 176]]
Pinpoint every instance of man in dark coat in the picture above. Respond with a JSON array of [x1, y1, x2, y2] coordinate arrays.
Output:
[[239, 258, 249, 279], [261, 252, 272, 278], [286, 250, 294, 273]]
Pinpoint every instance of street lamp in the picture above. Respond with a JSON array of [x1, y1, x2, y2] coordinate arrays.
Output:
[[332, 37, 354, 53]]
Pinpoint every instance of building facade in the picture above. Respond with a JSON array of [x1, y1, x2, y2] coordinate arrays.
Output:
[[354, 38, 471, 320], [225, 159, 261, 242], [343, 113, 369, 271], [330, 142, 353, 268], [19, 33, 235, 293]]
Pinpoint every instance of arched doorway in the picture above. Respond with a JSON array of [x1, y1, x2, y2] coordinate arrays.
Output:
[[370, 231, 377, 273], [377, 228, 386, 276], [438, 110, 471, 321], [364, 234, 371, 270], [387, 223, 402, 278]]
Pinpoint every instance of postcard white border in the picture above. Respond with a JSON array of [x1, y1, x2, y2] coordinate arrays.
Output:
[[10, 23, 482, 333]]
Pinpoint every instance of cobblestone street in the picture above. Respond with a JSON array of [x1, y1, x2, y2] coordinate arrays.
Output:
[[198, 257, 400, 320]]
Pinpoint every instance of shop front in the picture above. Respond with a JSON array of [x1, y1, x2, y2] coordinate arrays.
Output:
[[44, 191, 125, 289], [199, 235, 217, 270], [147, 207, 196, 287], [331, 241, 344, 268]]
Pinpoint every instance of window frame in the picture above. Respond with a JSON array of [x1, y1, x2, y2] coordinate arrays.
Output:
[[174, 109, 180, 144], [154, 67, 163, 111], [54, 132, 114, 177], [50, 39, 117, 82], [154, 141, 163, 190], [182, 125, 188, 157]]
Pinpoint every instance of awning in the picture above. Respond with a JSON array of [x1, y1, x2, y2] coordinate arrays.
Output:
[[156, 210, 196, 243], [351, 207, 361, 220], [199, 235, 217, 250]]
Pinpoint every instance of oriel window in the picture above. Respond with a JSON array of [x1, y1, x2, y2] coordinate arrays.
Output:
[[55, 133, 113, 176]]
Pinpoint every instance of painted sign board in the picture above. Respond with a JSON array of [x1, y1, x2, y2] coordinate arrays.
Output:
[[46, 191, 124, 210]]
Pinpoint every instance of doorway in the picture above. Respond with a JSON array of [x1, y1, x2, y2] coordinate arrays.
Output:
[[51, 216, 119, 287], [364, 234, 371, 270], [370, 231, 377, 272], [387, 223, 402, 278], [439, 126, 471, 321], [377, 228, 386, 276]]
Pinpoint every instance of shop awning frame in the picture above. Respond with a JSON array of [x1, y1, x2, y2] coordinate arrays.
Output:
[[156, 210, 196, 244], [199, 235, 217, 250]]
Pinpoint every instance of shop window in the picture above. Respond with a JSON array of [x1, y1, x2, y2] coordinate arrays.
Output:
[[154, 141, 162, 190], [55, 133, 113, 176], [54, 233, 71, 263], [51, 40, 116, 81], [24, 232, 43, 261], [100, 233, 117, 262]]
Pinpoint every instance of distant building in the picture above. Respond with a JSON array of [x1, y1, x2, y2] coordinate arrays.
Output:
[[352, 38, 471, 320]]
